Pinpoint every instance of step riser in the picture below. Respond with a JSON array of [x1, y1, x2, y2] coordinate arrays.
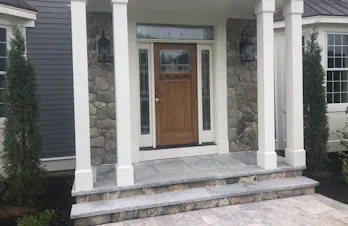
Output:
[[74, 186, 314, 226], [76, 170, 302, 203]]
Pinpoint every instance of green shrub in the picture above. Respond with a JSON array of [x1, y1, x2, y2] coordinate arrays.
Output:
[[303, 28, 330, 171], [1, 26, 44, 206], [19, 210, 55, 226], [341, 155, 348, 184], [336, 107, 348, 184]]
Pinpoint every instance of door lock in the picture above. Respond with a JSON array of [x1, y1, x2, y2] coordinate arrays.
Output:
[[155, 91, 162, 103]]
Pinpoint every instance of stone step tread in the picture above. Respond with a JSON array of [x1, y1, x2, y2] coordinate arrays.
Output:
[[71, 176, 318, 219]]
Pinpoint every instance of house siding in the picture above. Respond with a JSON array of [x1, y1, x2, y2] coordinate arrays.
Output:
[[26, 0, 75, 158]]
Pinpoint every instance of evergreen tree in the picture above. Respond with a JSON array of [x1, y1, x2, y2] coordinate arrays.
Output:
[[1, 26, 44, 205], [303, 29, 329, 172]]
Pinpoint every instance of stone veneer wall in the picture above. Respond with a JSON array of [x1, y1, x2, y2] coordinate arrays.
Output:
[[87, 12, 117, 165], [227, 19, 258, 152], [86, 15, 257, 164]]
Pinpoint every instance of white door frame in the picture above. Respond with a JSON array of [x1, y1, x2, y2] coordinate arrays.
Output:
[[137, 40, 216, 148], [129, 17, 229, 162]]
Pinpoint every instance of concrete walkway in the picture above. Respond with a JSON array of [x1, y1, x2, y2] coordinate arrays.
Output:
[[100, 194, 348, 226]]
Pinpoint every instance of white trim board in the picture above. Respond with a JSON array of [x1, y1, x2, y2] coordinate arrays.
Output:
[[274, 16, 348, 29], [0, 4, 37, 21], [0, 156, 76, 175], [41, 157, 76, 172], [139, 145, 218, 161]]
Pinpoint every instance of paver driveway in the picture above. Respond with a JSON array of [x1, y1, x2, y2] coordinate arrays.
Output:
[[100, 194, 348, 226]]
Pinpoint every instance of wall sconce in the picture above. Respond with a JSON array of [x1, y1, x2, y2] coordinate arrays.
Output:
[[239, 35, 254, 62], [97, 30, 111, 63]]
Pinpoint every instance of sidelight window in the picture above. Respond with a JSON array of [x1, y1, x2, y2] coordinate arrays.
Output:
[[201, 50, 211, 130], [139, 49, 150, 134]]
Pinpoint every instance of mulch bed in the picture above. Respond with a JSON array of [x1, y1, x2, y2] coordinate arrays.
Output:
[[310, 171, 348, 204], [0, 205, 35, 219], [0, 174, 75, 226], [304, 152, 348, 205]]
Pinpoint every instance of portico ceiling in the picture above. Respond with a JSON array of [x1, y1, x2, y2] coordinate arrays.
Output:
[[87, 0, 284, 19]]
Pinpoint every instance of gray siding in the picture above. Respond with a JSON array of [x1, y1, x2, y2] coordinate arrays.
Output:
[[27, 0, 75, 158]]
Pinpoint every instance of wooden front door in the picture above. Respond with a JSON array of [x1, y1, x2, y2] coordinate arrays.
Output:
[[154, 43, 198, 146]]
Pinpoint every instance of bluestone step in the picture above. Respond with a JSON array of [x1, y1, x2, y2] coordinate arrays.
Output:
[[71, 176, 318, 221]]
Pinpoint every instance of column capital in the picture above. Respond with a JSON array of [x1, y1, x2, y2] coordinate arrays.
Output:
[[111, 0, 128, 4], [283, 0, 304, 16], [255, 0, 275, 15]]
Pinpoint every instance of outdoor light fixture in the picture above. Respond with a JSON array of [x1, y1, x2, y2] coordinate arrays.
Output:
[[97, 30, 111, 63], [239, 35, 254, 62]]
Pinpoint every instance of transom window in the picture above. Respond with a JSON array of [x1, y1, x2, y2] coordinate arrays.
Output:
[[0, 27, 6, 117], [327, 34, 348, 103], [136, 24, 213, 40]]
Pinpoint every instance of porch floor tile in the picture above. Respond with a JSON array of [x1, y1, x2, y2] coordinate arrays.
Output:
[[72, 151, 305, 196]]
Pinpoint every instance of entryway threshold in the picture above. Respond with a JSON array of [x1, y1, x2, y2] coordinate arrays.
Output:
[[140, 142, 215, 151]]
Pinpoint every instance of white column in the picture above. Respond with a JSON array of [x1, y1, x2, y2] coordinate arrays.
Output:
[[71, 0, 93, 191], [112, 0, 134, 186], [215, 17, 229, 155], [284, 0, 306, 167], [255, 0, 277, 169]]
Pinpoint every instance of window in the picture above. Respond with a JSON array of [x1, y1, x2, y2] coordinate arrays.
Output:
[[327, 34, 348, 103], [160, 50, 190, 72], [139, 49, 150, 134], [136, 24, 213, 40], [201, 50, 211, 130], [0, 27, 6, 116]]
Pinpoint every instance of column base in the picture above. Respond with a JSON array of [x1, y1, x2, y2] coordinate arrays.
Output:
[[257, 151, 277, 169], [116, 164, 134, 186], [75, 168, 93, 191], [285, 148, 306, 167], [218, 140, 229, 155]]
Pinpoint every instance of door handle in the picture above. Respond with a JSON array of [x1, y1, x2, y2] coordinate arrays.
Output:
[[155, 98, 163, 103]]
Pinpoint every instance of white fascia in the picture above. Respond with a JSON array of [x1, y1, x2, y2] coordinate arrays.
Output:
[[0, 4, 37, 26], [274, 16, 348, 29]]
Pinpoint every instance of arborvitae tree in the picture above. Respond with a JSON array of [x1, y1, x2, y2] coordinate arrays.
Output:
[[1, 26, 44, 205], [303, 29, 329, 172]]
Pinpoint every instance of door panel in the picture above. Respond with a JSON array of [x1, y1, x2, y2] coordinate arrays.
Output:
[[154, 43, 198, 146]]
